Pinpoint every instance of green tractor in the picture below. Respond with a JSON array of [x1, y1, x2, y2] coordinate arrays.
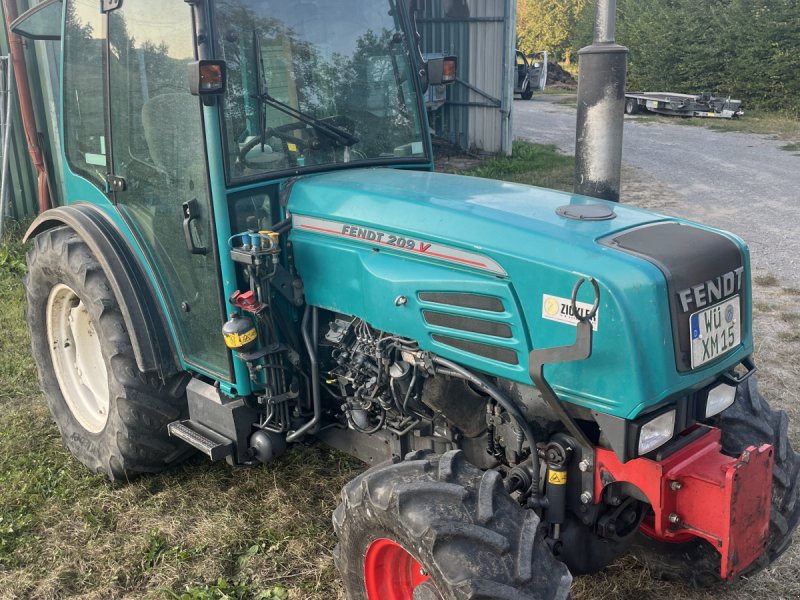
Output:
[[12, 0, 798, 598]]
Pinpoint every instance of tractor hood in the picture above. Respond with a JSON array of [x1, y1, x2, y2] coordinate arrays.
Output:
[[287, 168, 753, 419]]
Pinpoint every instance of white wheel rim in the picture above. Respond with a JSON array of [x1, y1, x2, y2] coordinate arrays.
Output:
[[46, 284, 110, 433]]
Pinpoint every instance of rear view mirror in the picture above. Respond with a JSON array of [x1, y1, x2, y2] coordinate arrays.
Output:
[[10, 0, 62, 40]]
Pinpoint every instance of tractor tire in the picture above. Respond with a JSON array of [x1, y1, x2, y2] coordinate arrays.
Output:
[[632, 374, 800, 587], [333, 449, 572, 600], [624, 98, 639, 115], [521, 84, 534, 101], [24, 226, 191, 481]]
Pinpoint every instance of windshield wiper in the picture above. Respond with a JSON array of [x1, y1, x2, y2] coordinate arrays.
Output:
[[250, 31, 358, 149], [255, 92, 360, 148]]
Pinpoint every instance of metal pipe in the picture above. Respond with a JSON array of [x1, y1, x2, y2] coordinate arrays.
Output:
[[287, 306, 320, 442], [0, 56, 13, 239], [500, 0, 515, 156], [3, 0, 51, 214], [573, 0, 628, 202], [594, 0, 616, 43]]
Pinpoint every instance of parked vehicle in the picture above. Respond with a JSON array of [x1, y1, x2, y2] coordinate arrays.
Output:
[[515, 50, 548, 99]]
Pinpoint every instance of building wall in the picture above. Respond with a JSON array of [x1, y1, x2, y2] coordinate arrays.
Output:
[[421, 0, 515, 155], [0, 0, 62, 223]]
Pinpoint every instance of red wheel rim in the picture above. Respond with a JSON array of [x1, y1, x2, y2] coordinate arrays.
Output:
[[364, 538, 433, 600]]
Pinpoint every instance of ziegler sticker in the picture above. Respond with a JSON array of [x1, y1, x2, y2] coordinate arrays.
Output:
[[292, 215, 507, 276], [542, 294, 599, 331]]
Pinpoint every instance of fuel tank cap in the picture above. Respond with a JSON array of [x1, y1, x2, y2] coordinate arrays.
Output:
[[556, 203, 617, 221]]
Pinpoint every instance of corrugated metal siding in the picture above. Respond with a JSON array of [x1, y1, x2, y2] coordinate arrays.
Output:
[[420, 0, 514, 154], [0, 0, 62, 224], [0, 2, 35, 222]]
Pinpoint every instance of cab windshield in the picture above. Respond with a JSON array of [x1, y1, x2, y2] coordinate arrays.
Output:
[[214, 0, 428, 183]]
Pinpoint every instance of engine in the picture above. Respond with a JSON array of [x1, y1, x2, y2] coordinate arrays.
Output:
[[319, 315, 545, 473], [323, 316, 431, 436]]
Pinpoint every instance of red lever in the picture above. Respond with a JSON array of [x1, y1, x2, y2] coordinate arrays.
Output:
[[229, 290, 264, 313]]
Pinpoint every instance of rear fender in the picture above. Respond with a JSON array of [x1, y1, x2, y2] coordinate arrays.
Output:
[[25, 203, 180, 378]]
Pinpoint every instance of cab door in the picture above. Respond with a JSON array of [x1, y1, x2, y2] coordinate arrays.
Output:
[[515, 51, 529, 92], [104, 1, 229, 378]]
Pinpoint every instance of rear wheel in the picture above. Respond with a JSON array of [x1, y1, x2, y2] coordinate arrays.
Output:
[[333, 449, 571, 600], [625, 98, 639, 115], [25, 226, 191, 481], [632, 374, 800, 587]]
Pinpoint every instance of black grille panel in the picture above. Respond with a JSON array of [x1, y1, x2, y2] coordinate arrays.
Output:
[[419, 292, 504, 313], [423, 311, 512, 339], [432, 334, 519, 365]]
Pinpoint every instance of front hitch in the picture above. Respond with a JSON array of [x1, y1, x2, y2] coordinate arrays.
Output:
[[595, 426, 773, 579]]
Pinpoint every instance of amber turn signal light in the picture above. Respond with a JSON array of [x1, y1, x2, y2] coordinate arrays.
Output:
[[188, 60, 228, 96]]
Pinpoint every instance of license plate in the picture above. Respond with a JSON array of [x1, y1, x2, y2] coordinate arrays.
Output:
[[646, 100, 659, 108], [690, 296, 741, 368]]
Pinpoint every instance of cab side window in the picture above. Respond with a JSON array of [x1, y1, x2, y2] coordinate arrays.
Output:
[[63, 0, 107, 188]]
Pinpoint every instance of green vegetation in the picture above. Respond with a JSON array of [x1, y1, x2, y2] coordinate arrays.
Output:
[[781, 142, 800, 154], [570, 0, 800, 117], [676, 109, 799, 138], [755, 273, 780, 287], [517, 0, 589, 62], [461, 141, 575, 192]]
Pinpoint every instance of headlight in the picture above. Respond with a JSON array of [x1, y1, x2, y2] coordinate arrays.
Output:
[[638, 410, 676, 454], [705, 383, 737, 418]]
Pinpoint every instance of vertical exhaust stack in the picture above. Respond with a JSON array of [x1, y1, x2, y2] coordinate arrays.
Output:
[[574, 0, 628, 202]]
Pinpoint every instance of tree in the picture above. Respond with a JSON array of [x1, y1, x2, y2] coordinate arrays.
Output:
[[569, 0, 800, 115], [517, 0, 590, 62]]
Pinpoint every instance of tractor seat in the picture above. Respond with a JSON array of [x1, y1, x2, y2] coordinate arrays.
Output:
[[141, 93, 203, 181]]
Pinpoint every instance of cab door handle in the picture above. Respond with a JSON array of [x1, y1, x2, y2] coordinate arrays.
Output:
[[182, 199, 208, 255]]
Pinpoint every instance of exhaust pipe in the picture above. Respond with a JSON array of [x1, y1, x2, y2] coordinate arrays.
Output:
[[574, 0, 628, 202]]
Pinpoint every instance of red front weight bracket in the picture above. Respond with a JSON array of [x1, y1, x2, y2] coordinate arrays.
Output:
[[594, 426, 773, 579]]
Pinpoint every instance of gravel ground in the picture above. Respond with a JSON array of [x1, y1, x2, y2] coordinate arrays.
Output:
[[513, 95, 800, 287]]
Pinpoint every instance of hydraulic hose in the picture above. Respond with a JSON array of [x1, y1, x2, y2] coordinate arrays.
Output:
[[287, 306, 320, 442], [431, 355, 542, 502]]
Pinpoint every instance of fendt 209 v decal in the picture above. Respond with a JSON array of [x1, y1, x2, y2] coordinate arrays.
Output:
[[293, 215, 508, 277]]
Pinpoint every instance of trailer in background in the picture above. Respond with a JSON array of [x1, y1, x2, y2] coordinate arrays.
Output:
[[624, 91, 743, 119]]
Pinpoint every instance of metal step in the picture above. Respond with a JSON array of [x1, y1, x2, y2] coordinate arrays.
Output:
[[168, 420, 234, 461]]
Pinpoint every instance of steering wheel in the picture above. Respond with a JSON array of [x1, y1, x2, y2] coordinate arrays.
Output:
[[236, 123, 309, 170]]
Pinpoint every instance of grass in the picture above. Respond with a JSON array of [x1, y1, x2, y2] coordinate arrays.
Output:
[[2, 143, 800, 599], [459, 140, 575, 192], [632, 107, 800, 143], [537, 87, 577, 96], [780, 142, 800, 154], [754, 273, 779, 287]]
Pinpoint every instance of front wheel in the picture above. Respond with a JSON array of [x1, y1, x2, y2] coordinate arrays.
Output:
[[521, 83, 534, 100], [25, 226, 191, 481], [632, 374, 800, 587], [333, 450, 571, 600]]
